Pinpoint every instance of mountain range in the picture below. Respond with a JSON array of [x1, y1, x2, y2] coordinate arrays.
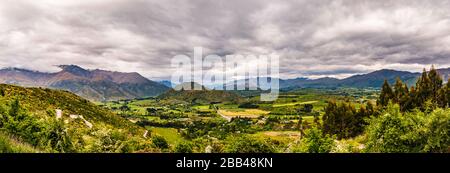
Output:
[[0, 65, 448, 101], [0, 65, 169, 101], [279, 68, 449, 90], [223, 68, 450, 91]]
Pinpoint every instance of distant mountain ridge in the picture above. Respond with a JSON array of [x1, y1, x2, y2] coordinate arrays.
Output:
[[280, 68, 450, 90], [0, 65, 169, 101], [224, 68, 450, 91]]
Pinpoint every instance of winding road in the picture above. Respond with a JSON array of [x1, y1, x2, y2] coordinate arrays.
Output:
[[212, 105, 232, 122]]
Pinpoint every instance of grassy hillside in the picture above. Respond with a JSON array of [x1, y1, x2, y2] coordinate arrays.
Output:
[[0, 131, 39, 153], [0, 84, 153, 153], [0, 84, 139, 130]]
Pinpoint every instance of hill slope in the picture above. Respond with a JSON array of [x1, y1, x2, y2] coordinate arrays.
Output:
[[0, 65, 169, 101], [0, 84, 150, 153], [158, 82, 243, 104], [339, 69, 420, 88], [0, 132, 39, 153]]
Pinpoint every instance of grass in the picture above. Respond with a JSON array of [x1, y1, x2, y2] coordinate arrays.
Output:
[[272, 101, 319, 107], [145, 127, 184, 145], [131, 99, 157, 107], [290, 115, 321, 124], [0, 132, 40, 153], [252, 131, 299, 147], [218, 109, 270, 118], [192, 105, 211, 110]]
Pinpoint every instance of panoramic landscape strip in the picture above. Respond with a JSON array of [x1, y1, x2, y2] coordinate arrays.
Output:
[[0, 0, 449, 155], [0, 65, 448, 153]]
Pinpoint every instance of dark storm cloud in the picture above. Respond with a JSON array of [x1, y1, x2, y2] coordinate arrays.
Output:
[[0, 0, 449, 80]]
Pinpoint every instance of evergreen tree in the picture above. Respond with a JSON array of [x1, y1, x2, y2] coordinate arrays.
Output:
[[377, 80, 394, 107], [406, 86, 417, 110], [322, 100, 338, 136], [428, 66, 443, 105], [323, 101, 362, 139], [440, 79, 450, 108], [447, 79, 450, 107], [8, 99, 21, 118], [354, 105, 368, 135], [415, 68, 432, 109], [366, 101, 376, 116], [393, 77, 405, 103]]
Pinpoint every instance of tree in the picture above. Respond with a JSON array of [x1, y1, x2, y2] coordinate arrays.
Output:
[[354, 104, 371, 134], [439, 79, 450, 108], [238, 102, 259, 109], [293, 127, 335, 153], [365, 104, 450, 153], [437, 83, 448, 108], [44, 119, 74, 152], [377, 80, 394, 107], [393, 78, 406, 103], [365, 101, 376, 116], [405, 86, 417, 110], [322, 101, 360, 139], [428, 66, 443, 105], [151, 135, 169, 149], [415, 69, 432, 109], [300, 104, 314, 113], [8, 99, 21, 118], [447, 79, 450, 107], [146, 108, 157, 116], [392, 78, 411, 111], [322, 100, 338, 135], [0, 87, 5, 96], [224, 135, 275, 153], [296, 105, 309, 137], [174, 141, 193, 153], [119, 104, 130, 113], [365, 104, 418, 153]]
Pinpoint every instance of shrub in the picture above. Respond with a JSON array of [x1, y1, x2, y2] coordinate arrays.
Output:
[[292, 127, 335, 153], [151, 135, 169, 149], [238, 102, 259, 109], [365, 104, 450, 153], [224, 135, 275, 153], [174, 141, 193, 153]]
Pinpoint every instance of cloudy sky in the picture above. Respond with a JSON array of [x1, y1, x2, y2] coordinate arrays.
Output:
[[1, 0, 450, 80]]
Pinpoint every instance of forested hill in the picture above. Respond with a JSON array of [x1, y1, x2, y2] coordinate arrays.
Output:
[[158, 82, 243, 104]]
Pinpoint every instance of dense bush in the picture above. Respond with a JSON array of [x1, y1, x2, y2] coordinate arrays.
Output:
[[365, 104, 450, 153], [0, 132, 39, 153], [0, 99, 73, 152], [322, 101, 373, 139], [174, 141, 193, 153], [224, 135, 276, 153], [151, 135, 169, 149], [292, 127, 335, 153], [238, 102, 259, 109]]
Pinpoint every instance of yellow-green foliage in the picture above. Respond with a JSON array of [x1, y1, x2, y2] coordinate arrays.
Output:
[[0, 84, 153, 153], [365, 104, 450, 153], [0, 84, 139, 132], [0, 131, 40, 153]]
